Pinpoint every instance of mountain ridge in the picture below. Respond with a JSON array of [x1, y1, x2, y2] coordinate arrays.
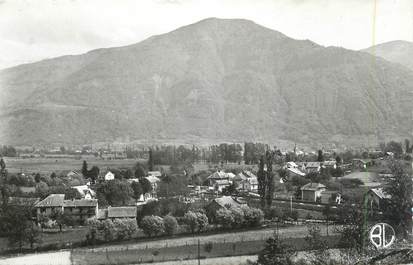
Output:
[[1, 18, 412, 147]]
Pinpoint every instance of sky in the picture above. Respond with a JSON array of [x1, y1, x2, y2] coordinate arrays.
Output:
[[0, 0, 412, 69]]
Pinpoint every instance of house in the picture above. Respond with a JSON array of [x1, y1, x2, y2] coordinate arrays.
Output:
[[304, 162, 321, 174], [233, 172, 248, 189], [205, 196, 247, 221], [286, 162, 299, 169], [286, 167, 306, 179], [35, 194, 65, 216], [145, 175, 161, 194], [18, 186, 36, 194], [366, 188, 391, 210], [207, 171, 232, 192], [320, 191, 342, 204], [67, 170, 83, 178], [62, 199, 99, 222], [104, 171, 115, 181], [72, 185, 96, 199], [233, 171, 258, 192], [107, 206, 137, 220], [301, 183, 326, 202], [147, 171, 162, 178], [35, 194, 98, 222], [352, 159, 370, 170], [322, 161, 337, 169]]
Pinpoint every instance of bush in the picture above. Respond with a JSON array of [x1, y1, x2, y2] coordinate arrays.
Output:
[[215, 208, 234, 229], [242, 206, 264, 227], [204, 242, 213, 253], [339, 178, 364, 188], [140, 215, 164, 237], [163, 215, 178, 236], [183, 211, 209, 234], [113, 219, 138, 240]]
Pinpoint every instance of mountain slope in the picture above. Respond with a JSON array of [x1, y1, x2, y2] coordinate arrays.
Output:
[[363, 40, 413, 71], [1, 18, 412, 146]]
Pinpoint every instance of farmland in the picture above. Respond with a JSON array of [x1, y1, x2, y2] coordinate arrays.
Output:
[[3, 157, 141, 175]]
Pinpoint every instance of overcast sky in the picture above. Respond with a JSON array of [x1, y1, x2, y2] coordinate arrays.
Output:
[[0, 0, 412, 69]]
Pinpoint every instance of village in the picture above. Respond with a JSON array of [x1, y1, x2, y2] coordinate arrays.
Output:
[[0, 140, 411, 264]]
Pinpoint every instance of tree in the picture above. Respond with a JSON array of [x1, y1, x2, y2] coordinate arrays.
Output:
[[322, 205, 332, 236], [134, 163, 146, 178], [221, 183, 237, 196], [257, 155, 266, 208], [140, 177, 152, 195], [148, 149, 154, 171], [131, 181, 143, 202], [336, 203, 366, 254], [113, 219, 137, 240], [34, 173, 41, 183], [242, 206, 264, 227], [82, 160, 88, 177], [25, 222, 42, 249], [64, 187, 82, 200], [256, 231, 295, 265], [405, 139, 413, 153], [183, 211, 208, 234], [88, 166, 100, 184], [383, 160, 413, 238], [140, 215, 164, 237], [385, 141, 403, 157], [96, 180, 132, 206], [163, 215, 178, 236], [3, 205, 39, 252], [215, 208, 234, 229], [52, 210, 75, 232], [304, 224, 330, 265], [265, 151, 275, 208], [317, 150, 324, 162], [0, 158, 5, 171]]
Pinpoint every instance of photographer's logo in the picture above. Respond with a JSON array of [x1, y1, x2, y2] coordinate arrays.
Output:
[[369, 223, 395, 249]]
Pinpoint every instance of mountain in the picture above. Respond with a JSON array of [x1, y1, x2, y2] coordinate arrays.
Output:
[[1, 18, 412, 147], [363, 40, 413, 71]]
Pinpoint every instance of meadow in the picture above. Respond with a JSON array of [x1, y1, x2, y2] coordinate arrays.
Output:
[[3, 157, 141, 175]]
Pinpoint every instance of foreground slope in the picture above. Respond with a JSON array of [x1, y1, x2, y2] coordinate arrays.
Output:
[[1, 18, 412, 146]]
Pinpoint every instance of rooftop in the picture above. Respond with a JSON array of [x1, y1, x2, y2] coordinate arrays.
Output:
[[107, 206, 137, 218], [301, 183, 326, 191]]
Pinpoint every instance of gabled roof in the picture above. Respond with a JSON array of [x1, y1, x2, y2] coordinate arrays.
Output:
[[322, 161, 337, 166], [243, 171, 257, 178], [146, 175, 160, 184], [213, 196, 246, 209], [107, 206, 137, 218], [208, 171, 230, 180], [36, 194, 65, 207], [214, 179, 230, 185], [148, 171, 162, 177], [8, 197, 40, 206], [72, 185, 96, 197], [286, 162, 298, 168], [234, 172, 248, 181], [247, 177, 258, 185], [369, 188, 391, 199], [19, 186, 36, 193], [63, 199, 98, 207], [301, 183, 326, 191], [306, 162, 321, 168], [287, 167, 306, 177]]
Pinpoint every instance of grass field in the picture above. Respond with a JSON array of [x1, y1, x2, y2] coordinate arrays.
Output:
[[3, 157, 141, 174]]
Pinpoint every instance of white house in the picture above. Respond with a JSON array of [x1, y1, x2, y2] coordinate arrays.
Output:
[[104, 171, 115, 181]]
